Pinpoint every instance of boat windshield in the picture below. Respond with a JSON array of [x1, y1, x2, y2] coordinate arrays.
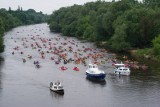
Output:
[[93, 64, 97, 68], [88, 64, 98, 69], [89, 65, 92, 68], [115, 64, 125, 67]]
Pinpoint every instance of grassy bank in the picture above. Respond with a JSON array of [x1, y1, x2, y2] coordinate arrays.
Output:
[[129, 48, 160, 63]]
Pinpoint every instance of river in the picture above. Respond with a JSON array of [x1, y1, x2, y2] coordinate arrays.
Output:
[[0, 23, 160, 107]]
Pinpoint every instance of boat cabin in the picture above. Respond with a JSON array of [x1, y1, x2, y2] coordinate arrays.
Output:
[[114, 61, 127, 68]]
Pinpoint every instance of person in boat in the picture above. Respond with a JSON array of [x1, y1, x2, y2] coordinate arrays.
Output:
[[33, 61, 39, 65], [64, 60, 67, 64], [34, 61, 36, 64], [36, 61, 39, 64], [55, 61, 60, 64], [22, 58, 26, 63], [20, 51, 24, 54], [51, 57, 54, 60], [28, 55, 32, 59], [73, 67, 79, 71], [36, 64, 40, 68], [41, 55, 45, 59], [61, 66, 67, 70], [58, 57, 61, 61]]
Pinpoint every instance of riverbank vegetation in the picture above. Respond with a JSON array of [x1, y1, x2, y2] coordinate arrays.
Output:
[[134, 35, 160, 62], [48, 0, 160, 61], [0, 7, 48, 52]]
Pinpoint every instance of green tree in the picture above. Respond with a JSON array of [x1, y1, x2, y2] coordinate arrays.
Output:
[[0, 7, 48, 52], [152, 35, 160, 55], [110, 24, 131, 52]]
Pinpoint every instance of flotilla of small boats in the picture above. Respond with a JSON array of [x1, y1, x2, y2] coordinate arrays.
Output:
[[10, 25, 150, 96]]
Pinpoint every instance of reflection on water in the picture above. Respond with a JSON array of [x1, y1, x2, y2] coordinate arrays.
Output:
[[50, 91, 64, 99], [110, 74, 130, 84], [0, 57, 4, 91], [86, 77, 107, 87]]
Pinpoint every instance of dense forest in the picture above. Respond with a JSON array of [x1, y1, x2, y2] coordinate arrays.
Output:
[[0, 7, 48, 52], [48, 0, 160, 59]]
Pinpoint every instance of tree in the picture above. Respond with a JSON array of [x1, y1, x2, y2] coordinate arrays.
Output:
[[143, 0, 160, 7], [0, 18, 4, 35], [110, 24, 131, 52], [9, 7, 12, 13], [0, 7, 48, 52], [47, 0, 160, 52], [152, 35, 160, 55], [49, 21, 61, 32], [0, 18, 4, 52]]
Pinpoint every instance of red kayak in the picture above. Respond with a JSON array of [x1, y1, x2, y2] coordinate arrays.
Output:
[[73, 67, 79, 71], [55, 61, 60, 64], [61, 66, 67, 71]]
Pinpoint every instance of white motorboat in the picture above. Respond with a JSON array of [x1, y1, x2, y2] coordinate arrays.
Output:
[[50, 81, 64, 94], [114, 62, 130, 76], [86, 63, 106, 80]]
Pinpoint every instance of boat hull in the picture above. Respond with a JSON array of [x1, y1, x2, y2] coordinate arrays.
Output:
[[114, 70, 130, 76], [50, 89, 64, 94], [86, 72, 106, 80]]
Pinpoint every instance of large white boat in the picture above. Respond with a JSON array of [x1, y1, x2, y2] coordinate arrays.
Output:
[[114, 62, 130, 76], [50, 81, 64, 94], [86, 63, 106, 80]]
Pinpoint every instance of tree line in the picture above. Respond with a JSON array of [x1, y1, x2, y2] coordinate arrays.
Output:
[[0, 7, 48, 52], [48, 0, 160, 55]]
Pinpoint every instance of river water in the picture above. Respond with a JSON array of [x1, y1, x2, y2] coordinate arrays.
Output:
[[0, 24, 160, 107]]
